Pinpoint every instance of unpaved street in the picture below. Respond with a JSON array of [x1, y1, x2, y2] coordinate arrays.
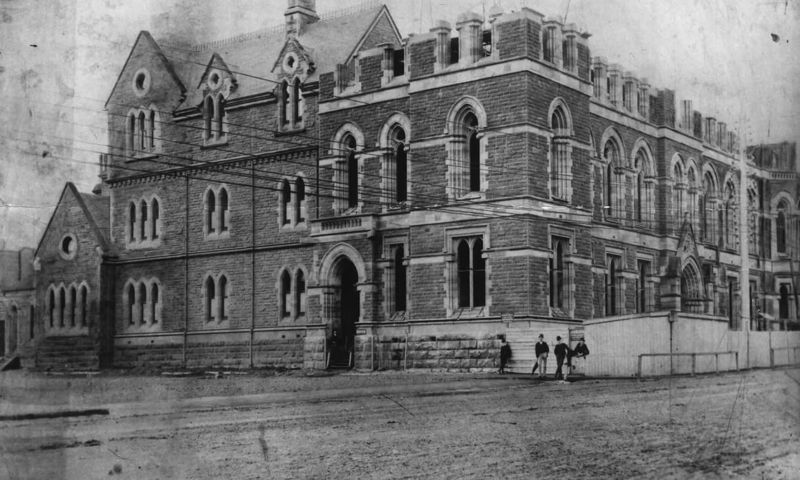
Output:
[[1, 368, 799, 479]]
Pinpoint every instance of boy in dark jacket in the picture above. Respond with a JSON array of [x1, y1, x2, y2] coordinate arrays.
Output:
[[565, 338, 589, 380], [530, 334, 549, 378], [553, 336, 569, 380], [498, 338, 512, 374]]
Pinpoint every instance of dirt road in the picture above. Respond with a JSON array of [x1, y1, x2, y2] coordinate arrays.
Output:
[[1, 368, 799, 479]]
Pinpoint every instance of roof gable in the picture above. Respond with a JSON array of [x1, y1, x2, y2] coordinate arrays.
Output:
[[105, 31, 187, 109], [35, 183, 110, 258]]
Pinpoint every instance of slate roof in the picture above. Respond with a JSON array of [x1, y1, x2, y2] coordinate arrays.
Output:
[[160, 3, 389, 111]]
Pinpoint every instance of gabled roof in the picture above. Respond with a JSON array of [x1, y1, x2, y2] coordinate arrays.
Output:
[[105, 31, 186, 109], [34, 183, 111, 257], [160, 3, 400, 112]]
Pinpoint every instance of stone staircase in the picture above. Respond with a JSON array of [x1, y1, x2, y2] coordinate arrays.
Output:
[[505, 322, 584, 376], [35, 336, 99, 371]]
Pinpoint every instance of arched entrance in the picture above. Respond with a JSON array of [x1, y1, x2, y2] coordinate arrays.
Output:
[[329, 257, 360, 367], [681, 262, 703, 313]]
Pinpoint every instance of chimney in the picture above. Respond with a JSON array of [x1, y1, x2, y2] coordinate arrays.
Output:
[[285, 0, 319, 37]]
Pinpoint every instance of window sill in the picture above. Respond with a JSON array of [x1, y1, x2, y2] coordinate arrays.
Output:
[[125, 152, 160, 163], [126, 239, 163, 250], [456, 192, 485, 201], [204, 231, 231, 241], [275, 125, 306, 137], [202, 136, 228, 149], [451, 306, 488, 319], [124, 323, 161, 333]]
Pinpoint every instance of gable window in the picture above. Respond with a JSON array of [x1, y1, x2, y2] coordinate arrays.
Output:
[[280, 80, 290, 126], [204, 95, 215, 139], [59, 287, 66, 327], [69, 286, 77, 327], [48, 288, 55, 327], [79, 285, 88, 327], [138, 111, 146, 151], [550, 105, 571, 201], [292, 78, 302, 124], [456, 238, 486, 309], [203, 94, 226, 145]]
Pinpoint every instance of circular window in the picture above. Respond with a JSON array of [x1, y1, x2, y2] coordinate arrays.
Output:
[[60, 234, 77, 259], [132, 68, 151, 96], [282, 53, 299, 74], [207, 70, 221, 89]]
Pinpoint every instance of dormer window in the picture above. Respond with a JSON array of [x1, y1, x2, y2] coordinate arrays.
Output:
[[280, 78, 304, 131], [203, 94, 226, 146], [127, 107, 159, 156]]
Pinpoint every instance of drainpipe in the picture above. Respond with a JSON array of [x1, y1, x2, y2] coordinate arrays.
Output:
[[669, 310, 676, 375], [183, 174, 189, 368], [250, 161, 256, 368]]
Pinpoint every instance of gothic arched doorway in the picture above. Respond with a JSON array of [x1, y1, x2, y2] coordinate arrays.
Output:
[[681, 262, 703, 313], [330, 257, 360, 367]]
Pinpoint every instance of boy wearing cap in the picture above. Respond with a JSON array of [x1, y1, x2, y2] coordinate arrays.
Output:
[[553, 336, 569, 380], [530, 334, 549, 378]]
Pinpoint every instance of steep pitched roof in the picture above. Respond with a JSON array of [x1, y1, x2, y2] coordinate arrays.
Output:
[[34, 183, 111, 257]]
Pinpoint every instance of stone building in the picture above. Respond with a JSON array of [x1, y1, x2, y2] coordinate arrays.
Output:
[[0, 247, 34, 363], [30, 1, 799, 372]]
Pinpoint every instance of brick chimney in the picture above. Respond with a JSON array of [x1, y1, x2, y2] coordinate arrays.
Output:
[[285, 0, 319, 37]]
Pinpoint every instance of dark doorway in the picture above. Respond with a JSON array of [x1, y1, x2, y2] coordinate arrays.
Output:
[[0, 321, 5, 357], [330, 259, 359, 367]]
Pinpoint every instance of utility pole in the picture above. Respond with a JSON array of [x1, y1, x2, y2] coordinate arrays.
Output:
[[738, 118, 751, 368]]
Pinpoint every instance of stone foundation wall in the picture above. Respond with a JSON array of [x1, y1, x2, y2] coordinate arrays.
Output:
[[354, 334, 502, 371]]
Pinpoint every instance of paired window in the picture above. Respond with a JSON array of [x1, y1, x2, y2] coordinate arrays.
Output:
[[203, 94, 226, 144], [280, 177, 307, 226], [126, 108, 158, 155], [204, 186, 230, 237], [204, 274, 229, 323], [603, 138, 622, 218], [46, 283, 89, 329], [278, 268, 307, 319], [124, 279, 161, 326], [449, 108, 483, 198], [456, 238, 486, 309], [127, 196, 161, 245], [550, 105, 571, 201], [700, 172, 718, 243], [280, 78, 304, 130]]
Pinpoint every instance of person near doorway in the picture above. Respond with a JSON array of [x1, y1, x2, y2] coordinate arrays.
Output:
[[553, 336, 568, 380], [566, 337, 589, 380], [498, 338, 512, 374], [530, 334, 549, 378]]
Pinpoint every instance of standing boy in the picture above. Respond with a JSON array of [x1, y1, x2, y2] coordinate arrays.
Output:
[[553, 336, 569, 380], [530, 334, 549, 378], [498, 338, 512, 374]]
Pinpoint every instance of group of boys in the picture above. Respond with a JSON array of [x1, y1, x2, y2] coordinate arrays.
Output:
[[498, 334, 589, 380]]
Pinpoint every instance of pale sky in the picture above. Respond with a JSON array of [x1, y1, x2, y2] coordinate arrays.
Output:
[[0, 0, 797, 249]]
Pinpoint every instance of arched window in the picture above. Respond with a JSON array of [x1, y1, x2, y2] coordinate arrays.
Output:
[[138, 283, 147, 324], [280, 80, 290, 126], [466, 113, 480, 192], [206, 190, 216, 234], [127, 283, 135, 325], [550, 239, 565, 310], [48, 288, 55, 327], [151, 199, 160, 239], [292, 78, 302, 124], [80, 285, 88, 326], [634, 149, 648, 223], [603, 139, 620, 217], [345, 135, 358, 209], [219, 275, 228, 321], [138, 111, 146, 151], [777, 200, 788, 254], [605, 255, 620, 316], [128, 114, 136, 152], [687, 167, 697, 228], [457, 238, 485, 308], [779, 284, 790, 319], [59, 287, 66, 327], [219, 188, 229, 232], [701, 172, 717, 242], [69, 286, 77, 327], [394, 129, 408, 203], [205, 276, 216, 322], [149, 109, 156, 150], [295, 270, 306, 317], [550, 106, 570, 200], [281, 180, 291, 225], [673, 163, 684, 222], [394, 246, 406, 311], [215, 96, 225, 138], [295, 177, 305, 223], [280, 270, 291, 317], [140, 199, 148, 240], [204, 96, 214, 139], [129, 202, 136, 242], [151, 283, 159, 324]]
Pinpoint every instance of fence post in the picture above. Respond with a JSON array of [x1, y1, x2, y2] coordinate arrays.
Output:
[[637, 355, 643, 380], [770, 348, 774, 368], [691, 353, 696, 376], [735, 351, 739, 371], [715, 353, 719, 374]]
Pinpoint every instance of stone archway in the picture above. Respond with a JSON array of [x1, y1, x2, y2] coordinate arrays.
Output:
[[681, 262, 704, 313]]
